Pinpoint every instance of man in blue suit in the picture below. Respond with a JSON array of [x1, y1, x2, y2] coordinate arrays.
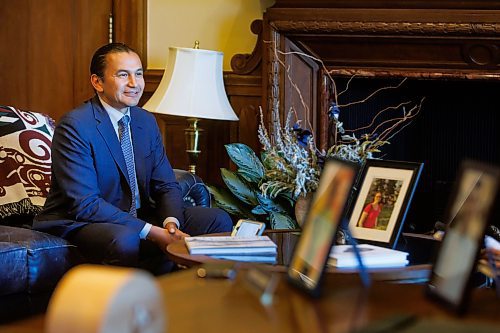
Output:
[[34, 43, 232, 273]]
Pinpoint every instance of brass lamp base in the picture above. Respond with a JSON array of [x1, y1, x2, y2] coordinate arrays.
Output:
[[185, 118, 204, 174]]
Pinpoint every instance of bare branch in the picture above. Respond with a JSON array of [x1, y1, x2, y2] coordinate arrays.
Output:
[[338, 78, 408, 108], [382, 97, 426, 142], [269, 40, 313, 133], [375, 100, 423, 142], [268, 42, 339, 105], [338, 74, 357, 97], [344, 101, 414, 133]]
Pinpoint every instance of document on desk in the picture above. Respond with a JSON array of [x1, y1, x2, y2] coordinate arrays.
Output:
[[210, 254, 277, 263], [184, 235, 277, 256], [328, 244, 409, 268]]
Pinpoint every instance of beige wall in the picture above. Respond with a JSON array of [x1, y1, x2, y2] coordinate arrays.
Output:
[[147, 0, 274, 70]]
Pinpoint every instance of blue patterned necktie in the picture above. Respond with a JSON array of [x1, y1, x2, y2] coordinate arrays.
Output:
[[118, 115, 137, 216]]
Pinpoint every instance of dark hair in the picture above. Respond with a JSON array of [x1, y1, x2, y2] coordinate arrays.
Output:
[[90, 43, 138, 78]]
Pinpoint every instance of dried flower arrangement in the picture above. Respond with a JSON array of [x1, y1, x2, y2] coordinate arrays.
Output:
[[208, 44, 424, 229], [258, 108, 319, 200]]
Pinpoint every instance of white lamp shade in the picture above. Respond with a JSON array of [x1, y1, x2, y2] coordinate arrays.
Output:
[[143, 47, 238, 121]]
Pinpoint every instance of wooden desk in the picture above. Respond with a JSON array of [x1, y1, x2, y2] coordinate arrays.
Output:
[[167, 230, 431, 283], [1, 268, 498, 333], [158, 268, 499, 333]]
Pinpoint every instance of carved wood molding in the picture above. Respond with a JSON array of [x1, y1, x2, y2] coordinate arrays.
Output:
[[271, 21, 500, 36], [231, 20, 263, 75], [272, 0, 500, 10], [327, 68, 500, 80], [266, 30, 282, 138]]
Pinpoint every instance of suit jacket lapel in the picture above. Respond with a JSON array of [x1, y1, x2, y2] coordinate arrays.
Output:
[[92, 97, 129, 183]]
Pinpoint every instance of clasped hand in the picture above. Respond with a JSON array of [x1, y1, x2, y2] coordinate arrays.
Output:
[[147, 223, 190, 253]]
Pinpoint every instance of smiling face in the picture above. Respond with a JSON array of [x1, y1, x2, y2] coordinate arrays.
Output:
[[374, 192, 382, 204], [91, 51, 144, 112]]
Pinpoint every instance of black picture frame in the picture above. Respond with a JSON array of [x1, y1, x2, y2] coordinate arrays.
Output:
[[426, 160, 500, 314], [287, 157, 359, 297], [347, 159, 423, 249]]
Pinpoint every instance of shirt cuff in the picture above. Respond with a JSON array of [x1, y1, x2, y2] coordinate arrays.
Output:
[[162, 217, 180, 229], [139, 223, 152, 240]]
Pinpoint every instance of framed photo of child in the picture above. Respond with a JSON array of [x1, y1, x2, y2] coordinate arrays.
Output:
[[347, 159, 423, 248]]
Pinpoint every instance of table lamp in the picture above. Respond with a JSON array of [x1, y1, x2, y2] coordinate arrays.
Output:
[[143, 42, 238, 174]]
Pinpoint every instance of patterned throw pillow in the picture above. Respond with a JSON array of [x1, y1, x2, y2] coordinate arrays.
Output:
[[0, 106, 55, 220]]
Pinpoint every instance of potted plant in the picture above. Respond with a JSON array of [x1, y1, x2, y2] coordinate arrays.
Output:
[[209, 46, 424, 229]]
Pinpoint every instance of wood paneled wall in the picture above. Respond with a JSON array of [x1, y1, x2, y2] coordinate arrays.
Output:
[[0, 0, 110, 121], [0, 0, 148, 122]]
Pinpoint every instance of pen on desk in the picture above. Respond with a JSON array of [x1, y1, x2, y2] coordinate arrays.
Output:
[[197, 267, 237, 280]]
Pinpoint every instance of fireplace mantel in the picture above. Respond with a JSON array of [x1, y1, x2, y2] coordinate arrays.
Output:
[[271, 0, 500, 10], [265, 0, 500, 77], [261, 0, 500, 149]]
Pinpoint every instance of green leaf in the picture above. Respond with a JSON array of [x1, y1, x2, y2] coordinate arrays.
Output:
[[269, 211, 299, 230], [251, 206, 267, 215], [261, 154, 276, 171], [207, 185, 256, 219], [256, 193, 287, 214], [277, 191, 295, 207], [221, 168, 259, 206], [225, 143, 264, 183], [260, 151, 270, 166]]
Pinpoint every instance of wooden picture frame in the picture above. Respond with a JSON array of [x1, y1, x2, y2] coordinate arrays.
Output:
[[347, 159, 423, 248], [426, 160, 500, 314]]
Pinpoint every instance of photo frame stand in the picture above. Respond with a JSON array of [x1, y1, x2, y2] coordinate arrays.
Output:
[[243, 266, 280, 306], [341, 218, 372, 288]]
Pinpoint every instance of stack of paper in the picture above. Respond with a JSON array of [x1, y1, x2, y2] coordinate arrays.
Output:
[[328, 244, 409, 268], [184, 236, 277, 263]]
